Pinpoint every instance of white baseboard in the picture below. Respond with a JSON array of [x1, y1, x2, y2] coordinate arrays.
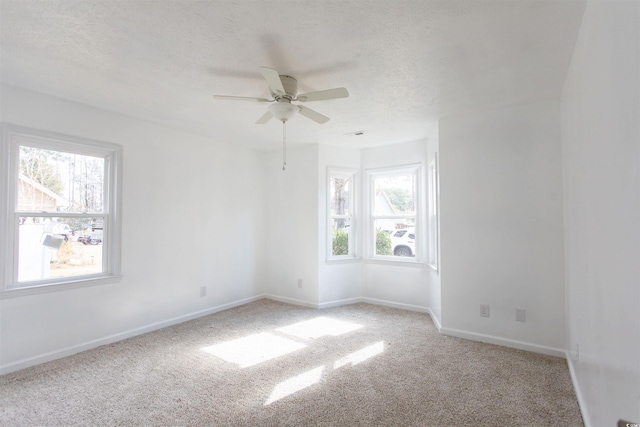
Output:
[[263, 294, 317, 308], [0, 295, 263, 375], [426, 308, 442, 332], [361, 297, 430, 313], [269, 294, 431, 313], [317, 297, 363, 309], [439, 327, 566, 358], [565, 351, 592, 427]]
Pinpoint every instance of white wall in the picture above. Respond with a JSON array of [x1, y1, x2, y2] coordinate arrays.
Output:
[[561, 1, 640, 425], [264, 144, 319, 306], [439, 99, 566, 355], [0, 85, 267, 372], [361, 140, 430, 311], [318, 144, 362, 307]]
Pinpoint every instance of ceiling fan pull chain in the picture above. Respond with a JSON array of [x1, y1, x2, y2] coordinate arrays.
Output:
[[282, 120, 287, 171]]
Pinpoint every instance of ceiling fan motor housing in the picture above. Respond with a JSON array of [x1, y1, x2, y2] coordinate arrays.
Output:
[[276, 75, 298, 100]]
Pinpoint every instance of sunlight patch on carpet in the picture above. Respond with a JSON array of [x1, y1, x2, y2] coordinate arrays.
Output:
[[201, 332, 306, 368], [276, 317, 363, 340], [264, 366, 324, 405], [333, 341, 385, 369]]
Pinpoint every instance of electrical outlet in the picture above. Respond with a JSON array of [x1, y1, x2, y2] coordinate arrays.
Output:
[[480, 304, 490, 318], [200, 286, 207, 297], [516, 308, 526, 322], [297, 278, 303, 288]]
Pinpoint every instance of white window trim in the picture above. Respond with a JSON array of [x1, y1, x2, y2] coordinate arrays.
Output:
[[428, 155, 440, 272], [365, 163, 424, 265], [327, 167, 358, 261], [0, 124, 123, 299]]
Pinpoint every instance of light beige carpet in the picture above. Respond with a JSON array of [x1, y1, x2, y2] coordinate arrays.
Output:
[[0, 299, 583, 426]]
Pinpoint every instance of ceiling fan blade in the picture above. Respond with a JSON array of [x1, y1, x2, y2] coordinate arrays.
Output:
[[259, 66, 286, 96], [296, 87, 349, 102], [255, 110, 273, 124], [298, 106, 330, 124], [213, 95, 272, 102]]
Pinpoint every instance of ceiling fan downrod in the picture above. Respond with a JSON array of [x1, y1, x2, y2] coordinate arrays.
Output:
[[282, 120, 287, 171]]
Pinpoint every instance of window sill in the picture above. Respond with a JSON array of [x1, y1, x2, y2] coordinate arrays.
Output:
[[1, 274, 123, 299], [325, 257, 362, 265], [364, 258, 425, 268], [325, 257, 426, 268]]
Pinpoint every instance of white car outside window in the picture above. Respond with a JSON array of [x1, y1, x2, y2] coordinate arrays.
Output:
[[391, 228, 415, 257]]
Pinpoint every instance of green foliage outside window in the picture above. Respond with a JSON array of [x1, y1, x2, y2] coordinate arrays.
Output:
[[376, 229, 392, 255], [333, 228, 393, 256], [385, 187, 413, 213], [332, 228, 349, 256]]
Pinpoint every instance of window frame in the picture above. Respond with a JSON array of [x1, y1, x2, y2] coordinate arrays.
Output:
[[365, 163, 423, 265], [428, 155, 440, 272], [1, 124, 123, 298], [327, 167, 358, 262]]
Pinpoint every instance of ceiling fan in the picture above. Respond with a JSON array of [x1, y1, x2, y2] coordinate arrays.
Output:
[[213, 66, 349, 125], [213, 66, 349, 170]]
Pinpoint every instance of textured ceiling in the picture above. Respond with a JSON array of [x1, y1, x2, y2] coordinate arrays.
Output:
[[0, 0, 586, 151]]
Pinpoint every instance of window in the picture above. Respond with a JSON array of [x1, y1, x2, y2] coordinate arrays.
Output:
[[328, 168, 357, 260], [1, 124, 122, 297], [366, 165, 421, 262], [428, 156, 440, 271]]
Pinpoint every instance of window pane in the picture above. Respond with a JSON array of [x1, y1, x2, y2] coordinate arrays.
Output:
[[331, 218, 351, 256], [373, 173, 416, 215], [374, 219, 415, 257], [330, 176, 351, 216], [18, 146, 104, 213], [18, 217, 104, 282]]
